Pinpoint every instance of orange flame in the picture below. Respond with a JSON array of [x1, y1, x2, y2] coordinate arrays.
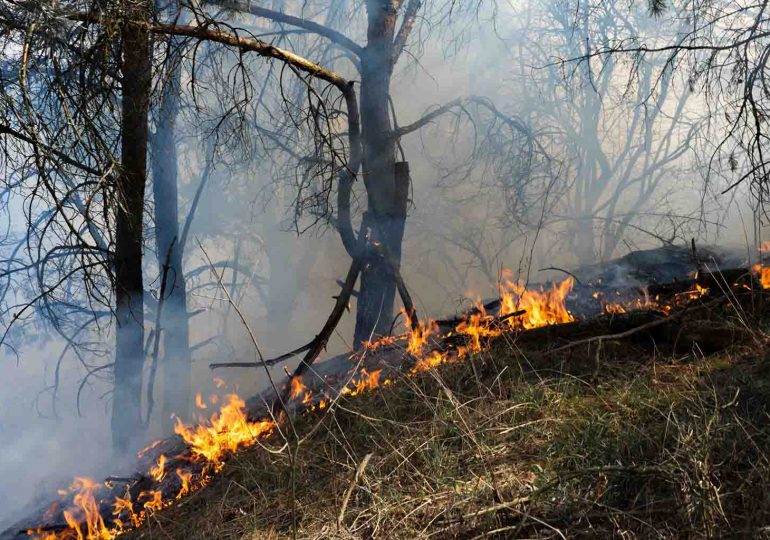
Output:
[[343, 368, 384, 397], [195, 393, 207, 410], [59, 477, 111, 540], [411, 349, 454, 373], [148, 455, 166, 483], [174, 394, 275, 467], [289, 377, 307, 400], [499, 272, 574, 329], [175, 469, 193, 499], [753, 264, 770, 289], [139, 491, 163, 513], [112, 492, 139, 529], [405, 314, 438, 356], [455, 309, 500, 353]]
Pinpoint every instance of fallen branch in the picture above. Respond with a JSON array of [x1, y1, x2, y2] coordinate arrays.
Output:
[[548, 296, 725, 353], [209, 342, 312, 370]]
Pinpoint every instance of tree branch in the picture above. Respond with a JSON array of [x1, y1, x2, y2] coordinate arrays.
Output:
[[392, 95, 533, 140], [392, 96, 464, 139], [204, 0, 365, 57], [393, 0, 422, 64], [0, 122, 105, 177], [149, 22, 350, 90]]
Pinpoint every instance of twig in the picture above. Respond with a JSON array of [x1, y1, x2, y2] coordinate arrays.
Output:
[[209, 342, 312, 370], [337, 452, 373, 530], [434, 299, 502, 327], [105, 476, 140, 484], [197, 239, 287, 420], [336, 279, 359, 297], [549, 296, 725, 353], [550, 313, 671, 353], [145, 237, 177, 426], [538, 266, 583, 285]]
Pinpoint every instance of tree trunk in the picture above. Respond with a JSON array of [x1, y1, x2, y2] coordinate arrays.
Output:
[[112, 1, 152, 451], [353, 0, 404, 347], [152, 47, 192, 429]]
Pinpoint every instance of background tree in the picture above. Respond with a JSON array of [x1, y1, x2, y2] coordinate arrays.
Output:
[[507, 0, 704, 265], [586, 0, 770, 246]]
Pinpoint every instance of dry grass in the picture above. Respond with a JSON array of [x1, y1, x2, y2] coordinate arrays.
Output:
[[126, 315, 770, 539]]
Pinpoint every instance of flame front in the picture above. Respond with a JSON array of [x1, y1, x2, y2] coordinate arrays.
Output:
[[32, 260, 766, 540], [499, 272, 575, 329], [174, 394, 275, 467]]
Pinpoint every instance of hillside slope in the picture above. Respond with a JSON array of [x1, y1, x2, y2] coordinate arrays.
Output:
[[124, 319, 770, 539]]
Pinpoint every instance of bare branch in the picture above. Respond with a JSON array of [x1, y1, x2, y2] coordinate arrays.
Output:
[[204, 0, 365, 57]]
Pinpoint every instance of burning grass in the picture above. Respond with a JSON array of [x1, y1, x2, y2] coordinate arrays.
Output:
[[120, 321, 770, 539], [15, 261, 770, 540]]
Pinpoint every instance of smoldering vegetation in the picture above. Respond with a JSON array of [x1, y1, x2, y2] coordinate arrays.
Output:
[[0, 0, 767, 532]]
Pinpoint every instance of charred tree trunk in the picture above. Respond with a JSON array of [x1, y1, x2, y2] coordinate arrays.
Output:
[[152, 43, 192, 429], [112, 1, 152, 451], [353, 0, 404, 347]]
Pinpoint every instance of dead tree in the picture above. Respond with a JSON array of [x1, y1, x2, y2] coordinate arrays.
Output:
[[196, 0, 545, 348]]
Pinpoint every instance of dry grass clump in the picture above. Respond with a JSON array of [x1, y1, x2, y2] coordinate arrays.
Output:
[[126, 325, 770, 539]]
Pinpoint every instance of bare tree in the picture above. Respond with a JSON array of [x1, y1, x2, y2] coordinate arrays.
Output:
[[194, 0, 549, 347], [507, 0, 702, 264], [0, 0, 364, 448], [583, 0, 770, 244], [0, 0, 548, 450]]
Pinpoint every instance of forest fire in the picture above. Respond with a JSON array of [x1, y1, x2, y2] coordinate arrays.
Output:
[[19, 263, 770, 540]]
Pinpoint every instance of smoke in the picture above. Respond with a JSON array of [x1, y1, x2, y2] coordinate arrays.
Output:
[[0, 343, 113, 529], [0, 0, 766, 529]]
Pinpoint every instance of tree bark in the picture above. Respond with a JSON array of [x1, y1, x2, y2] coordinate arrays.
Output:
[[152, 38, 192, 429], [112, 0, 152, 452], [353, 0, 404, 347]]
